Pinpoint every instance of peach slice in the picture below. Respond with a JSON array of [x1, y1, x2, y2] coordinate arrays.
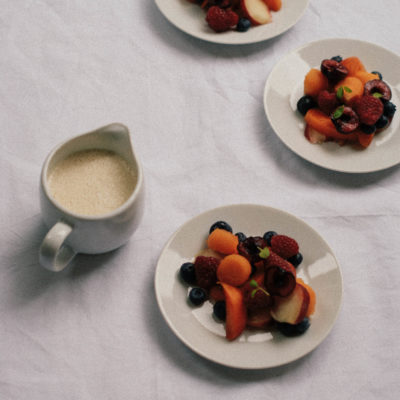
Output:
[[240, 0, 272, 26], [271, 283, 310, 325], [220, 282, 247, 341]]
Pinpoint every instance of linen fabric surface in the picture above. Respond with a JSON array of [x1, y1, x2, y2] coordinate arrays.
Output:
[[1, 0, 399, 399]]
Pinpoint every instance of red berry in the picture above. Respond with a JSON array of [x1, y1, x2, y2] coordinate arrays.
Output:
[[354, 95, 384, 126], [317, 90, 339, 115], [270, 235, 299, 259], [205, 6, 239, 33], [194, 256, 220, 289]]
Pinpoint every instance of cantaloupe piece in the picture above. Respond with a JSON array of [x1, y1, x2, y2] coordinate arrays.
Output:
[[304, 69, 329, 98], [334, 76, 363, 105], [264, 0, 282, 11], [354, 71, 380, 86], [304, 108, 339, 137], [357, 130, 375, 148], [341, 57, 366, 76], [207, 229, 239, 255], [304, 109, 357, 142], [217, 254, 252, 287], [220, 282, 247, 341]]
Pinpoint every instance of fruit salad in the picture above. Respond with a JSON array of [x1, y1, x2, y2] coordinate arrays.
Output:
[[296, 56, 397, 148], [186, 0, 282, 33], [178, 220, 316, 341]]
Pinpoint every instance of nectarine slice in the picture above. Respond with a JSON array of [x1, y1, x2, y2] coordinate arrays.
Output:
[[271, 283, 310, 324], [264, 0, 282, 12], [247, 308, 272, 329], [240, 0, 272, 26], [297, 278, 316, 317]]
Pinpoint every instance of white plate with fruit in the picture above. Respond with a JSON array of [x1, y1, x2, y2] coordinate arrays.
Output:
[[155, 0, 310, 45], [264, 38, 400, 173], [155, 204, 342, 369]]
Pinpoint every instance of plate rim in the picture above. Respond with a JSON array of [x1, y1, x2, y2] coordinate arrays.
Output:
[[263, 37, 400, 173], [154, 0, 311, 45], [154, 203, 343, 369]]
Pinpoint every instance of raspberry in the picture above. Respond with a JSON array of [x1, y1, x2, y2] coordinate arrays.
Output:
[[354, 95, 384, 126], [317, 90, 338, 115], [205, 6, 239, 33], [270, 235, 299, 259], [265, 251, 292, 270], [194, 256, 219, 289]]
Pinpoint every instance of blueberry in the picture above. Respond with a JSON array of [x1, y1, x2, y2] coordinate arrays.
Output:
[[213, 301, 226, 321], [376, 115, 389, 129], [277, 318, 310, 337], [180, 262, 196, 285], [188, 288, 207, 306], [287, 252, 303, 268], [360, 124, 376, 135], [383, 101, 396, 118], [209, 221, 232, 234], [235, 232, 247, 242], [330, 55, 343, 63], [371, 70, 383, 80], [236, 18, 251, 32], [263, 231, 277, 246], [297, 95, 316, 116]]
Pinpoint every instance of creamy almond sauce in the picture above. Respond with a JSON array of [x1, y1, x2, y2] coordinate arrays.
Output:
[[48, 149, 137, 216]]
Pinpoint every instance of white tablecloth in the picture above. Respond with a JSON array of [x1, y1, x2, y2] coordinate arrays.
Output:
[[1, 1, 400, 399]]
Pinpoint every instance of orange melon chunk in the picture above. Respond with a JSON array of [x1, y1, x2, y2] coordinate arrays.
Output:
[[357, 131, 375, 148], [304, 69, 329, 98], [334, 76, 363, 105], [341, 57, 366, 76], [207, 229, 239, 255], [217, 254, 252, 287], [354, 71, 380, 86], [304, 109, 357, 142]]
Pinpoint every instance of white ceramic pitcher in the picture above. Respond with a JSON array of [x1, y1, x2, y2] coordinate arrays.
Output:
[[39, 123, 144, 272]]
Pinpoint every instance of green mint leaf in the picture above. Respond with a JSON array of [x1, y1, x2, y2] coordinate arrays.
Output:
[[258, 246, 270, 259], [336, 86, 344, 99], [250, 289, 258, 298], [373, 92, 383, 98], [344, 86, 352, 93], [332, 105, 345, 119], [249, 279, 258, 288]]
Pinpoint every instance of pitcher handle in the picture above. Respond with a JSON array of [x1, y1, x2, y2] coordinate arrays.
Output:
[[39, 221, 76, 272]]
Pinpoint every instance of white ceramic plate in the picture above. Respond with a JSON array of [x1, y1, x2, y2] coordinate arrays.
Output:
[[155, 0, 310, 45], [155, 204, 342, 369], [264, 38, 400, 173]]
